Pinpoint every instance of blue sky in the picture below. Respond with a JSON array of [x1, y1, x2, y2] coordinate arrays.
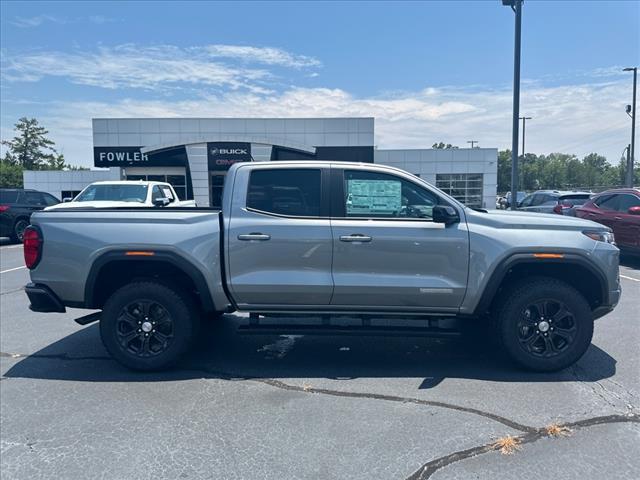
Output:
[[1, 0, 638, 167]]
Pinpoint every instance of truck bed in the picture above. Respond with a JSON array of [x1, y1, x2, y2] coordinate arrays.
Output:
[[29, 208, 227, 310]]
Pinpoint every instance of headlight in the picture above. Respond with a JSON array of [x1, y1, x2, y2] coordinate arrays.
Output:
[[583, 230, 615, 245]]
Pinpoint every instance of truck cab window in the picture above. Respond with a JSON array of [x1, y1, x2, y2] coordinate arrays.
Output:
[[247, 169, 321, 217], [343, 170, 438, 219]]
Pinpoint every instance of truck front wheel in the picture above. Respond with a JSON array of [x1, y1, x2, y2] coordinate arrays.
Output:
[[495, 278, 594, 372], [100, 281, 199, 371]]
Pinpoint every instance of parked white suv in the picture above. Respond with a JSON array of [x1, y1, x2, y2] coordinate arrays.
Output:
[[45, 181, 196, 210]]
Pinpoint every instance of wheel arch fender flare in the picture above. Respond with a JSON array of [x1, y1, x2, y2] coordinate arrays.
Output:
[[473, 252, 609, 315], [84, 250, 216, 312]]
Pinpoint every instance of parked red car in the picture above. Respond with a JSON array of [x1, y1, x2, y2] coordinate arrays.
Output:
[[575, 188, 640, 255]]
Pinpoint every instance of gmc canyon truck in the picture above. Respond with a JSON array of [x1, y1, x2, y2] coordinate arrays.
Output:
[[23, 162, 621, 372]]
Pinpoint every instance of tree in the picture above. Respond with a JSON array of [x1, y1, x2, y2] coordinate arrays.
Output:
[[1, 118, 88, 178], [497, 148, 636, 194], [46, 152, 66, 170], [0, 161, 23, 188], [432, 142, 459, 149], [1, 117, 59, 170]]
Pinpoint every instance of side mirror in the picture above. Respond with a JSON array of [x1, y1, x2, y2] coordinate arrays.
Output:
[[63, 198, 72, 203], [628, 206, 640, 215], [153, 197, 170, 207], [432, 205, 460, 225]]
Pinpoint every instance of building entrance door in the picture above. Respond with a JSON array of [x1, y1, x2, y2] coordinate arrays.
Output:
[[210, 173, 226, 208]]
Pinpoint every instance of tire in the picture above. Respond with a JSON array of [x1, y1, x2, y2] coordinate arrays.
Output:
[[11, 218, 29, 243], [100, 281, 200, 371], [495, 277, 593, 372]]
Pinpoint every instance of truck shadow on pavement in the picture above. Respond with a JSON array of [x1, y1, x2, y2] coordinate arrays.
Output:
[[620, 254, 640, 269], [4, 315, 617, 388]]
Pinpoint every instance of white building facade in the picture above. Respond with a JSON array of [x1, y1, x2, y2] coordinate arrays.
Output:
[[23, 117, 496, 208]]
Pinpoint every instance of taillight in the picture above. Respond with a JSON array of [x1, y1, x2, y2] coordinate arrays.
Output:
[[23, 226, 42, 269], [553, 204, 566, 214], [0, 205, 10, 212]]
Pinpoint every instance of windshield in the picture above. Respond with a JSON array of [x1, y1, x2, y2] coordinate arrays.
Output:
[[75, 184, 148, 203]]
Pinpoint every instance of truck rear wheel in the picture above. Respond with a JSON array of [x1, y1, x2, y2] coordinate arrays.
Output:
[[495, 277, 593, 372], [100, 281, 199, 371]]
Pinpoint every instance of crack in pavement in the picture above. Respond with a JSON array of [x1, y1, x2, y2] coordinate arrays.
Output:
[[0, 350, 536, 433], [253, 378, 538, 433], [0, 287, 25, 296], [405, 414, 640, 480], [0, 351, 109, 361], [3, 349, 639, 480]]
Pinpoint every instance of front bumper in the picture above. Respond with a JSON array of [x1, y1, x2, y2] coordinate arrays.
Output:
[[25, 283, 66, 313]]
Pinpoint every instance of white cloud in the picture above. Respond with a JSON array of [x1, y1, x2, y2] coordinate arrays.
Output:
[[10, 79, 629, 168], [1, 44, 321, 93], [10, 15, 66, 28], [9, 15, 117, 28], [204, 45, 321, 68]]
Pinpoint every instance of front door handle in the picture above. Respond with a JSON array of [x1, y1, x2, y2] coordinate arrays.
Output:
[[340, 234, 372, 243], [238, 233, 271, 241]]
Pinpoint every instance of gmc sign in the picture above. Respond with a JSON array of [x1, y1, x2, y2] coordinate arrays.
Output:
[[208, 142, 251, 171]]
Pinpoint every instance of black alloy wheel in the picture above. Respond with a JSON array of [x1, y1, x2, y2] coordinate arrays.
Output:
[[116, 300, 174, 357], [495, 277, 593, 372], [100, 281, 199, 371], [517, 299, 577, 358]]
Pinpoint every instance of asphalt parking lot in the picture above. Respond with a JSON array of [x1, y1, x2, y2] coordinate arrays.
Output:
[[1, 239, 639, 479]]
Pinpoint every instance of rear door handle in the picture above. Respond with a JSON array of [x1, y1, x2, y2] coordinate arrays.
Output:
[[238, 233, 271, 241], [339, 234, 372, 243]]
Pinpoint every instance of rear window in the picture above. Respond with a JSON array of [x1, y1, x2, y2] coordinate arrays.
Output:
[[247, 169, 321, 217], [0, 191, 19, 203], [75, 184, 148, 203]]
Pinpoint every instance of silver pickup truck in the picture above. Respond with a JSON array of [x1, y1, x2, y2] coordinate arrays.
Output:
[[23, 161, 621, 372]]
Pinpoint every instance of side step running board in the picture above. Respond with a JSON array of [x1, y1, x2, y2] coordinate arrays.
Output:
[[238, 324, 461, 338], [74, 312, 101, 326]]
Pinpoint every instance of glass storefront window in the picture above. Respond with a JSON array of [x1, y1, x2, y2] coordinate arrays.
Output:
[[436, 173, 484, 208]]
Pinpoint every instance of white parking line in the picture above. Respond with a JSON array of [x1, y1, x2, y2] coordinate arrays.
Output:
[[620, 274, 640, 283], [0, 266, 26, 274]]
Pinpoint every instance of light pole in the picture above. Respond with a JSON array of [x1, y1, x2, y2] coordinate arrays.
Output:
[[520, 116, 532, 159], [503, 0, 523, 209], [467, 140, 479, 148], [623, 67, 637, 187]]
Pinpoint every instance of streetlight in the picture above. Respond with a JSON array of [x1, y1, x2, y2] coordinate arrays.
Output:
[[503, 0, 523, 209], [519, 116, 532, 159], [467, 140, 479, 148], [623, 67, 637, 187]]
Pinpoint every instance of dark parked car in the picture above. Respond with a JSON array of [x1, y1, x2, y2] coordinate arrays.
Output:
[[0, 189, 60, 242], [518, 190, 591, 215], [575, 188, 640, 255]]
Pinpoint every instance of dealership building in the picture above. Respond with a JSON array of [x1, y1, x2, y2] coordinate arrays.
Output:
[[23, 117, 497, 208]]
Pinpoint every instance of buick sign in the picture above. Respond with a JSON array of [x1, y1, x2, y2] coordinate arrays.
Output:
[[208, 142, 251, 171]]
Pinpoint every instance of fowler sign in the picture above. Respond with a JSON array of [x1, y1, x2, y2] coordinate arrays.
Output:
[[208, 142, 251, 170], [94, 147, 186, 167]]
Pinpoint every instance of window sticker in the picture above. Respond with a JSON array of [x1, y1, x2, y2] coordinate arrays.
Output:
[[346, 179, 401, 215]]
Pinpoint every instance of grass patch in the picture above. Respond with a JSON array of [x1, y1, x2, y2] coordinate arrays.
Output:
[[492, 435, 522, 455], [545, 423, 572, 437]]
